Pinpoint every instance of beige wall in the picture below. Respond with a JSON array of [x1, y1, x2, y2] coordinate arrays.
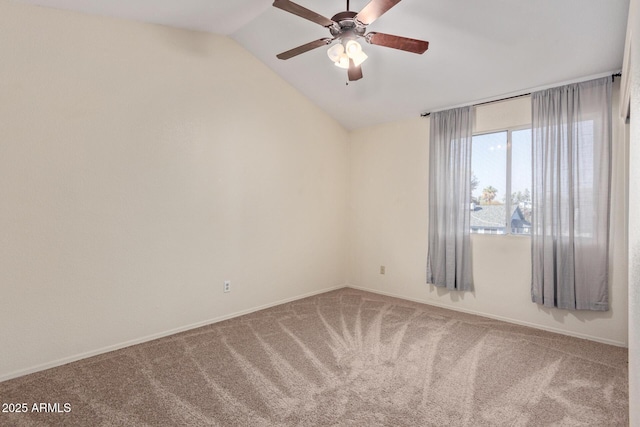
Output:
[[349, 89, 629, 347], [0, 1, 349, 380]]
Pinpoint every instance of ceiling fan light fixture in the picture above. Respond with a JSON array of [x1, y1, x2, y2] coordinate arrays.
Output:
[[332, 40, 367, 68], [345, 40, 362, 57], [345, 39, 367, 66], [351, 50, 368, 67], [327, 43, 345, 62], [335, 53, 350, 69]]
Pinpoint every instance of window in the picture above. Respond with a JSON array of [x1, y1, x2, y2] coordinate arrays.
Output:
[[470, 128, 532, 235]]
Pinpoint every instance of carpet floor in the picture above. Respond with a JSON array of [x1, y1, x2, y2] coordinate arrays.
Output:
[[0, 288, 629, 426]]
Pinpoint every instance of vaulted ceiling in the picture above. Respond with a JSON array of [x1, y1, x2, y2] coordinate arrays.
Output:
[[15, 0, 630, 129]]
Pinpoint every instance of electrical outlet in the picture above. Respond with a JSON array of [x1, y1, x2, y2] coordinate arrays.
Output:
[[380, 266, 385, 275], [223, 280, 231, 293]]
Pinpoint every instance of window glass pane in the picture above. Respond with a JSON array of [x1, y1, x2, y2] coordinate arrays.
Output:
[[471, 132, 507, 234], [510, 129, 532, 235], [575, 120, 595, 238]]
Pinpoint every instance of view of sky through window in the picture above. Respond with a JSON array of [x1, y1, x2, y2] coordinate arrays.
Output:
[[471, 132, 506, 205]]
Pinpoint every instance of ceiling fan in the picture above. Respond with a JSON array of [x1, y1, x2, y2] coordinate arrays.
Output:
[[273, 0, 429, 81]]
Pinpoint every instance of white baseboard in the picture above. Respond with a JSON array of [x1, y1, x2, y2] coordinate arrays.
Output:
[[346, 284, 628, 348], [0, 284, 347, 383]]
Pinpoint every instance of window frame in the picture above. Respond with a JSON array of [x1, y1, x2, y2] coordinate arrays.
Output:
[[471, 125, 532, 237]]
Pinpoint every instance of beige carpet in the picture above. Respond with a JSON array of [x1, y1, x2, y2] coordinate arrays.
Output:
[[0, 288, 628, 426]]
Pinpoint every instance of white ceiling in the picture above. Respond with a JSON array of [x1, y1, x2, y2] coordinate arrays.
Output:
[[15, 0, 630, 130]]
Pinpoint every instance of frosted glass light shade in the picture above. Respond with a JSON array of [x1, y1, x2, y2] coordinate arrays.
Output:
[[329, 40, 367, 69], [351, 50, 368, 67], [335, 53, 350, 69], [345, 40, 362, 58], [327, 44, 344, 62]]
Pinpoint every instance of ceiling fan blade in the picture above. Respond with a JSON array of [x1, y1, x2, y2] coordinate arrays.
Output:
[[276, 38, 334, 60], [273, 0, 335, 27], [355, 0, 402, 25], [366, 32, 429, 54], [348, 58, 363, 81]]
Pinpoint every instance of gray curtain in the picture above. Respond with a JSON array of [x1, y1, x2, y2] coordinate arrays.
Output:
[[531, 77, 612, 311], [427, 106, 473, 291]]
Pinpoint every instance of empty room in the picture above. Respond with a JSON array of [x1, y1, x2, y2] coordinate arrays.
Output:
[[1, 0, 639, 425]]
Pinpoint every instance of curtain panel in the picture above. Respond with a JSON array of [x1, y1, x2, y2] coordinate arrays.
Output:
[[427, 106, 473, 291], [531, 77, 612, 311]]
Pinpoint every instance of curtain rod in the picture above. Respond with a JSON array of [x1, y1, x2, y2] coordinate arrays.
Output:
[[420, 73, 622, 118]]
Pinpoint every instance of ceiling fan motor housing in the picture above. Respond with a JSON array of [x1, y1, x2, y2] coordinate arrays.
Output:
[[329, 11, 366, 40]]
